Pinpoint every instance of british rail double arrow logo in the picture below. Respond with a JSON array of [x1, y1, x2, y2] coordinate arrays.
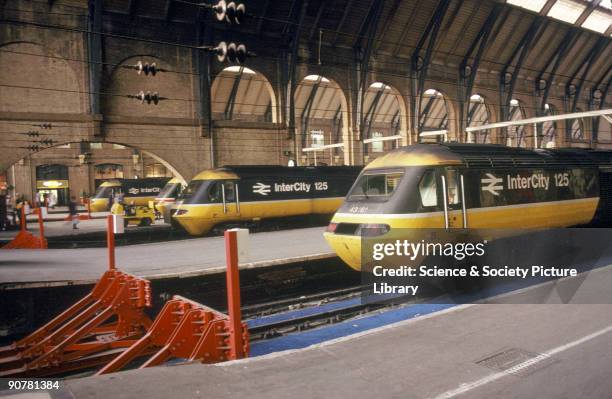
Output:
[[481, 173, 503, 196], [252, 182, 272, 196]]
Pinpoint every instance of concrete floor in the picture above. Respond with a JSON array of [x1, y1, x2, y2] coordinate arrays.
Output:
[[59, 264, 612, 399], [0, 226, 334, 286]]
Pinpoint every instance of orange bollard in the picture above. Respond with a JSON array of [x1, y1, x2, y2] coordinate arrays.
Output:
[[107, 215, 116, 270], [224, 230, 245, 360], [37, 208, 45, 249]]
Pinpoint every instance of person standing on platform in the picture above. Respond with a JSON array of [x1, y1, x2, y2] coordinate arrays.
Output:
[[68, 196, 79, 230]]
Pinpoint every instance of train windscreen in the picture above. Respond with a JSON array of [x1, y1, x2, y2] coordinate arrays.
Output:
[[157, 182, 181, 199], [346, 171, 404, 202]]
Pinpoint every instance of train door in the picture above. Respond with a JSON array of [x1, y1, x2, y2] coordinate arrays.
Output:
[[221, 180, 240, 219], [441, 169, 467, 229]]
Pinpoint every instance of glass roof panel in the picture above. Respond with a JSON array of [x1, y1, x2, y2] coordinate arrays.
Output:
[[548, 0, 587, 24], [507, 0, 548, 12], [582, 9, 612, 33]]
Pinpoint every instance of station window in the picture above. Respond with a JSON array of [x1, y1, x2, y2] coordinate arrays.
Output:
[[419, 170, 437, 207], [371, 132, 384, 153], [310, 130, 325, 147]]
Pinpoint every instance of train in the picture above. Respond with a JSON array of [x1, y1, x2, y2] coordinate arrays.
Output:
[[89, 178, 170, 212], [324, 143, 612, 271], [150, 177, 186, 222], [171, 165, 362, 236]]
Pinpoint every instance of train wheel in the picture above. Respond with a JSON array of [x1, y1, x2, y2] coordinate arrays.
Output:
[[139, 218, 152, 227]]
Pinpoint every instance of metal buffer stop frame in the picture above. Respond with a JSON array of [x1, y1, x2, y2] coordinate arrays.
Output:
[[0, 218, 249, 376]]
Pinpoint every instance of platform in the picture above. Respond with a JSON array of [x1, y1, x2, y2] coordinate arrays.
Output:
[[0, 227, 334, 288], [59, 263, 612, 399]]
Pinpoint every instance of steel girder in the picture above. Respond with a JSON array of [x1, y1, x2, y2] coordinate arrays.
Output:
[[87, 0, 103, 117], [362, 88, 384, 155], [564, 36, 609, 140], [410, 0, 451, 141], [164, 0, 174, 22], [499, 15, 548, 143], [195, 8, 213, 138], [225, 67, 244, 120], [355, 0, 386, 139], [458, 3, 502, 139], [300, 78, 322, 147], [536, 28, 581, 112], [287, 0, 308, 139]]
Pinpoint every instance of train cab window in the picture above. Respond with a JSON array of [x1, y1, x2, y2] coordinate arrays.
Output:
[[207, 182, 223, 203], [223, 182, 236, 202], [419, 170, 437, 207], [347, 171, 404, 202], [445, 170, 460, 206]]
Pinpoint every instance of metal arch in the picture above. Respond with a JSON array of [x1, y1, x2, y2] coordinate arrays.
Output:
[[287, 0, 309, 139], [355, 0, 386, 138], [410, 0, 451, 141], [225, 67, 244, 120], [372, 0, 403, 54], [363, 88, 384, 153], [565, 37, 609, 116], [332, 0, 355, 46], [87, 0, 103, 118], [309, 1, 329, 42], [164, 0, 174, 22], [300, 78, 322, 147], [499, 15, 548, 143], [419, 95, 436, 129], [458, 3, 502, 137], [536, 28, 581, 112], [257, 0, 271, 36]]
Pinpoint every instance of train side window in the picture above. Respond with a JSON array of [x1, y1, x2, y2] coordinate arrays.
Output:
[[419, 170, 437, 207]]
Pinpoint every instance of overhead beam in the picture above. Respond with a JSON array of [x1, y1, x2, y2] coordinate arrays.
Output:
[[466, 109, 612, 132], [309, 1, 328, 41]]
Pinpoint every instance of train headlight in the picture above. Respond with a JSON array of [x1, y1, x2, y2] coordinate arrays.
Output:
[[325, 222, 338, 233], [356, 223, 390, 237]]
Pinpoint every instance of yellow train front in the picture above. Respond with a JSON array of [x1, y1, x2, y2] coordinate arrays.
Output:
[[151, 177, 186, 223], [324, 143, 612, 271], [172, 166, 362, 236], [89, 178, 170, 212]]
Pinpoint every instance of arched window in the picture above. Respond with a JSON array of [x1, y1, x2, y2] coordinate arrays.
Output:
[[419, 89, 448, 143], [466, 94, 491, 144], [211, 66, 276, 122]]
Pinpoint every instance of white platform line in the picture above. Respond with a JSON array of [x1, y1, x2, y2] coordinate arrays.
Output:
[[431, 324, 612, 399]]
